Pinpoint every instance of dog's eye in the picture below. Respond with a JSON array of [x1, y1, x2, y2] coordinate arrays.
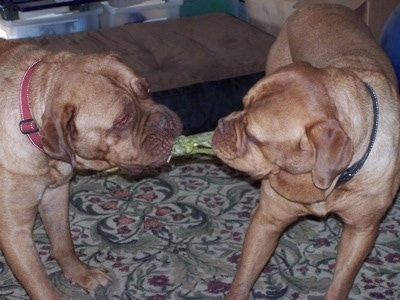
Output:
[[115, 114, 132, 128]]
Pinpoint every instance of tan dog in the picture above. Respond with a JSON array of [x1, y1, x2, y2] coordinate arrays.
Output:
[[0, 39, 182, 299], [212, 4, 400, 299]]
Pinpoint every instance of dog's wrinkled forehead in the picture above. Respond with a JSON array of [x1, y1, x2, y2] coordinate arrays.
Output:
[[50, 59, 151, 133], [62, 54, 150, 101], [241, 66, 333, 144], [242, 93, 308, 145], [56, 52, 150, 97]]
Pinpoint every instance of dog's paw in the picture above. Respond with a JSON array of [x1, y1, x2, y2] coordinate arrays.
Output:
[[65, 264, 112, 290]]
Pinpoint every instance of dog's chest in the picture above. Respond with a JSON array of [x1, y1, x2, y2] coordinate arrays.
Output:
[[304, 201, 328, 217], [47, 160, 74, 187]]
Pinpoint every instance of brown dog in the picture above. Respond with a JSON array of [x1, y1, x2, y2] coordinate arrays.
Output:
[[0, 38, 182, 299], [212, 4, 400, 299]]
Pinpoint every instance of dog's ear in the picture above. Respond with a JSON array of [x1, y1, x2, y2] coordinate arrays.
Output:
[[307, 120, 353, 189], [242, 76, 280, 107], [131, 77, 151, 99], [243, 65, 308, 107], [41, 104, 77, 164], [98, 53, 151, 99], [242, 91, 257, 107], [98, 54, 152, 100]]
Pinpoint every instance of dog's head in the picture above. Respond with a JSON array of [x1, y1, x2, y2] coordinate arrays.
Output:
[[212, 62, 354, 201], [40, 53, 182, 174]]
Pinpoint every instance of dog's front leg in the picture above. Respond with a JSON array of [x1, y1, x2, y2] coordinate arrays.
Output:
[[326, 190, 396, 300], [39, 182, 112, 291], [226, 182, 299, 300], [0, 189, 62, 299], [325, 221, 380, 300]]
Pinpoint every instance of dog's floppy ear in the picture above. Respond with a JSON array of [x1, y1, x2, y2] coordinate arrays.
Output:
[[97, 53, 152, 99], [41, 104, 77, 164], [131, 77, 151, 99], [307, 119, 353, 189], [243, 65, 307, 107], [242, 75, 280, 107]]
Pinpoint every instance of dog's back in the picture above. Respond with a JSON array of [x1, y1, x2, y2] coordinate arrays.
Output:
[[266, 4, 398, 90]]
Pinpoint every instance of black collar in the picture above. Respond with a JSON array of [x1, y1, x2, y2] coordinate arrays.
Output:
[[335, 83, 379, 187]]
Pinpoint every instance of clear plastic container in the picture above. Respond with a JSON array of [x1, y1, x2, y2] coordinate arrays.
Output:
[[100, 0, 183, 28], [0, 3, 103, 39]]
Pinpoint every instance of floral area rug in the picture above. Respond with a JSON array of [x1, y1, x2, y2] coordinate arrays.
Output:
[[0, 156, 399, 300]]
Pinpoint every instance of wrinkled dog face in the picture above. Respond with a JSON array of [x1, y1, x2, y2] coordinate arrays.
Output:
[[211, 100, 286, 180], [40, 54, 182, 173], [212, 63, 353, 190], [211, 68, 311, 180]]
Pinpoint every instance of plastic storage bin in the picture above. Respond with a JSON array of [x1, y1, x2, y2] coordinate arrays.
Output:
[[179, 0, 235, 17], [108, 0, 146, 7], [100, 0, 183, 28], [0, 3, 103, 39]]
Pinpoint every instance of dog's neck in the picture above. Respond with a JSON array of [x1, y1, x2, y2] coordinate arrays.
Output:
[[19, 60, 44, 152], [335, 83, 379, 187]]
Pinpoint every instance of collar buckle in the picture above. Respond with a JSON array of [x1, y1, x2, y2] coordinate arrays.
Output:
[[19, 118, 40, 135]]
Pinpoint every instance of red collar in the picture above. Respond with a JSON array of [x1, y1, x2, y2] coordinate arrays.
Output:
[[19, 61, 44, 152]]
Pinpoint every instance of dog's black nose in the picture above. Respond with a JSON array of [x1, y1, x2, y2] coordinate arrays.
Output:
[[157, 113, 171, 128], [147, 111, 177, 132]]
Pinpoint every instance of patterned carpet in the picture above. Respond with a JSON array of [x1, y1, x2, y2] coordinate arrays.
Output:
[[0, 156, 399, 299]]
